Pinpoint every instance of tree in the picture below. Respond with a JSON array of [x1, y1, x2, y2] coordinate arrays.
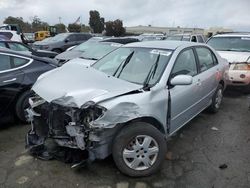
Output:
[[68, 24, 81, 32], [3, 16, 32, 32], [54, 23, 66, 33], [81, 24, 91, 33], [31, 16, 49, 32], [89, 10, 104, 33], [105, 19, 126, 37]]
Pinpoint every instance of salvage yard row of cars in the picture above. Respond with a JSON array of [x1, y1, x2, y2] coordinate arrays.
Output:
[[0, 31, 250, 177]]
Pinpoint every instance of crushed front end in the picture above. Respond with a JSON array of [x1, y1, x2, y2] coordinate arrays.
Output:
[[26, 95, 117, 167]]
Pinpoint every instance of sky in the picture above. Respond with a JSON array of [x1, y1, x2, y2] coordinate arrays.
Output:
[[0, 0, 250, 31]]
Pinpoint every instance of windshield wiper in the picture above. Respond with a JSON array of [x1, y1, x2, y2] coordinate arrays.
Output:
[[113, 51, 134, 77], [80, 57, 98, 60], [143, 53, 161, 90]]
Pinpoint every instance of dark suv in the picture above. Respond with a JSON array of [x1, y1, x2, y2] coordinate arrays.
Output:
[[33, 33, 92, 53]]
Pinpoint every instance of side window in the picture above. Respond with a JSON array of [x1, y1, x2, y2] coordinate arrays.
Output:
[[0, 54, 11, 71], [197, 35, 204, 43], [0, 32, 13, 39], [191, 36, 197, 42], [13, 57, 29, 68], [196, 47, 215, 72], [67, 35, 77, 41], [8, 43, 29, 51], [76, 34, 85, 40], [172, 49, 198, 77]]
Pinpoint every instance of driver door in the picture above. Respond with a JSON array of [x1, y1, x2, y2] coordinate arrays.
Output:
[[169, 48, 202, 134]]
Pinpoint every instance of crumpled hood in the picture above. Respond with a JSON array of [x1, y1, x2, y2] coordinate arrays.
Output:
[[217, 51, 250, 63], [32, 61, 142, 108], [55, 50, 83, 60]]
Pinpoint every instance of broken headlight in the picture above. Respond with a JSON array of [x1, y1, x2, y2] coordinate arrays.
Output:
[[81, 104, 106, 125]]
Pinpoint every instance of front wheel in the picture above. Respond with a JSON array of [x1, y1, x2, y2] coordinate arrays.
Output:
[[208, 84, 223, 113], [15, 90, 32, 122], [112, 122, 167, 177]]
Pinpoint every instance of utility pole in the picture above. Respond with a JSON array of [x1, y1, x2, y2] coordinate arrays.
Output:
[[58, 17, 62, 24]]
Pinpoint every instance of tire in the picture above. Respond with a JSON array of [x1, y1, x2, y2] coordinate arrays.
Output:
[[112, 122, 167, 177], [52, 49, 62, 53], [208, 84, 223, 113], [15, 90, 32, 122]]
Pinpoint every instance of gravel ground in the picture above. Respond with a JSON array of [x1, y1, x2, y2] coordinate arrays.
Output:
[[0, 89, 249, 188]]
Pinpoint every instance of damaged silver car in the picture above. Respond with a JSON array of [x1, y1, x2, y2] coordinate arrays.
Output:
[[26, 41, 228, 177]]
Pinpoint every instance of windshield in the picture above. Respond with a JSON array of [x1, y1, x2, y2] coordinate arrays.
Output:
[[50, 33, 69, 42], [93, 47, 172, 85], [207, 37, 250, 52], [72, 41, 97, 52], [79, 42, 121, 60]]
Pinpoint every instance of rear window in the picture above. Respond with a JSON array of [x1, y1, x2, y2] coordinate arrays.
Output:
[[207, 36, 250, 52], [0, 32, 13, 39], [13, 57, 30, 68]]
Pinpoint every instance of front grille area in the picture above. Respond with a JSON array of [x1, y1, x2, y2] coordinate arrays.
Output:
[[34, 103, 72, 137]]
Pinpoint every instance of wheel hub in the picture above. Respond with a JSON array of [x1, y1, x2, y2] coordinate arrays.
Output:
[[122, 135, 159, 171]]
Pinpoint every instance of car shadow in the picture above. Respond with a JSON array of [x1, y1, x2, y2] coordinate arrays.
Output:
[[0, 118, 24, 130], [224, 88, 250, 98]]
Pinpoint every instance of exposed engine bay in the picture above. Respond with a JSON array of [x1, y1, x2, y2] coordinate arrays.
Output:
[[26, 95, 118, 167]]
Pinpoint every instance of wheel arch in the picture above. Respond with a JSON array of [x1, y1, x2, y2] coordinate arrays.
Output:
[[123, 116, 166, 135]]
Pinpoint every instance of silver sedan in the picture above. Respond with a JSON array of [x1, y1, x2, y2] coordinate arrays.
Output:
[[26, 41, 228, 177]]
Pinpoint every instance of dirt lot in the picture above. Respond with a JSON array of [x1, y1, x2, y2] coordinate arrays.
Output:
[[0, 89, 250, 188]]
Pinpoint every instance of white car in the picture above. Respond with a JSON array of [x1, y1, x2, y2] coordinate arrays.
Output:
[[207, 33, 250, 91], [0, 30, 22, 42]]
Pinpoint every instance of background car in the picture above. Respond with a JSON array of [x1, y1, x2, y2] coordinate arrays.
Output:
[[55, 37, 139, 66], [26, 41, 227, 177], [0, 30, 22, 42], [166, 33, 206, 43], [0, 35, 9, 41], [207, 33, 250, 91], [32, 33, 92, 53], [102, 37, 140, 44], [0, 48, 57, 123], [0, 40, 58, 58], [55, 40, 123, 66]]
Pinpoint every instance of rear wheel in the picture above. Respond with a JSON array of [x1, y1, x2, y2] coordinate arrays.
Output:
[[15, 90, 32, 122], [112, 122, 167, 177], [208, 84, 223, 113]]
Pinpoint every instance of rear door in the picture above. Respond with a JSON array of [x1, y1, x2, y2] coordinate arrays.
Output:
[[0, 53, 31, 117], [169, 48, 202, 133], [194, 46, 220, 106]]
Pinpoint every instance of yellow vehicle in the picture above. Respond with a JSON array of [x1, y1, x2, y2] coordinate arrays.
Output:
[[34, 31, 50, 41]]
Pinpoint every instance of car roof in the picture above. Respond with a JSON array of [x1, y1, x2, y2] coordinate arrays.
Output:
[[101, 37, 140, 44], [213, 33, 250, 38], [123, 40, 202, 50]]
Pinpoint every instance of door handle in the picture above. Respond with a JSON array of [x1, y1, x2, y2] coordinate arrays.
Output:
[[196, 79, 202, 86], [3, 78, 17, 83]]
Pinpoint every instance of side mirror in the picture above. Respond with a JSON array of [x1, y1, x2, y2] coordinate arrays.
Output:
[[170, 75, 193, 86], [65, 39, 69, 43]]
